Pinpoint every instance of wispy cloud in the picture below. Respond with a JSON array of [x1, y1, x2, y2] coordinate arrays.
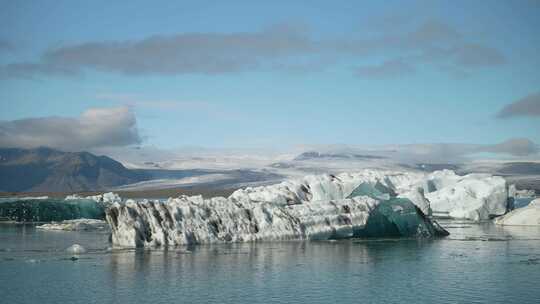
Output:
[[0, 39, 15, 52], [300, 138, 539, 164], [497, 91, 540, 118], [0, 20, 505, 79], [0, 106, 141, 151], [95, 93, 241, 121], [356, 58, 415, 79], [482, 138, 539, 156]]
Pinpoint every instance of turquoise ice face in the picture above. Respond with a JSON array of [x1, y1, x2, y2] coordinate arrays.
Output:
[[0, 199, 105, 222], [347, 182, 449, 238], [356, 198, 449, 238], [347, 182, 391, 201]]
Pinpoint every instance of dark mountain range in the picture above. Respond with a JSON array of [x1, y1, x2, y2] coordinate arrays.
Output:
[[0, 147, 284, 193], [0, 147, 149, 192]]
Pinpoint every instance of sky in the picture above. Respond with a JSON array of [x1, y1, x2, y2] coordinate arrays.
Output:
[[1, 0, 539, 157]]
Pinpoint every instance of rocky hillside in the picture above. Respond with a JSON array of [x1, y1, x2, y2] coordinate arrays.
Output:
[[0, 147, 149, 192]]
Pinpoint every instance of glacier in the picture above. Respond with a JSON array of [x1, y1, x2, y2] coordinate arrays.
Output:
[[494, 198, 540, 226], [106, 170, 454, 247]]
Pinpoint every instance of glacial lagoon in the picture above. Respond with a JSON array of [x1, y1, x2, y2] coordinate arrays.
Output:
[[1, 220, 540, 304]]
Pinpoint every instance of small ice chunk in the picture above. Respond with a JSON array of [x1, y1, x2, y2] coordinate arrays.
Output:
[[66, 244, 86, 254], [37, 219, 108, 231]]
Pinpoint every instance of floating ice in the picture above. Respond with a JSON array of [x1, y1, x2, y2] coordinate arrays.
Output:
[[36, 219, 108, 231], [494, 199, 540, 226], [106, 170, 450, 247], [66, 244, 86, 254], [356, 198, 448, 237], [424, 170, 508, 221]]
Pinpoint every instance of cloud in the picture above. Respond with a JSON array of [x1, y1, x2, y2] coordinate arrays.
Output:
[[481, 138, 539, 156], [305, 138, 539, 164], [0, 40, 14, 52], [96, 93, 211, 110], [0, 21, 505, 79], [401, 138, 538, 159], [406, 20, 462, 46], [1, 24, 317, 77], [497, 91, 540, 118], [453, 44, 506, 67], [355, 58, 415, 79], [95, 93, 240, 120], [0, 106, 141, 151]]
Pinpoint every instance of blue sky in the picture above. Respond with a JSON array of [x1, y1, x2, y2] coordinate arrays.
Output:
[[1, 0, 539, 151]]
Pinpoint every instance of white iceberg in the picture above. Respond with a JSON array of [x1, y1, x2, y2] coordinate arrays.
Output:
[[104, 169, 513, 247], [66, 244, 86, 254], [106, 170, 450, 247], [229, 170, 431, 212], [233, 170, 510, 222], [494, 199, 540, 226], [36, 219, 109, 231], [424, 170, 508, 221]]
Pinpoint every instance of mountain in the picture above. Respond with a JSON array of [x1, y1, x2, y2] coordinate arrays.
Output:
[[0, 147, 149, 192]]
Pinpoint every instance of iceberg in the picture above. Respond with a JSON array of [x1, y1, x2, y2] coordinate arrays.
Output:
[[36, 219, 108, 231], [423, 170, 508, 221], [0, 192, 122, 222], [106, 171, 449, 247], [66, 244, 86, 254], [356, 198, 447, 237], [494, 199, 540, 226], [344, 182, 445, 237], [0, 199, 106, 222]]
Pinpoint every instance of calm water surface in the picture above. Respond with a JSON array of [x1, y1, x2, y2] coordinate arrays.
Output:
[[1, 221, 540, 304]]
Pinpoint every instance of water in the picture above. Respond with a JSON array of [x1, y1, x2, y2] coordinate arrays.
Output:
[[1, 221, 540, 304]]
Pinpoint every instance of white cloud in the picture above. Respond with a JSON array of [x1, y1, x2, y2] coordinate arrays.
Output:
[[0, 106, 141, 151]]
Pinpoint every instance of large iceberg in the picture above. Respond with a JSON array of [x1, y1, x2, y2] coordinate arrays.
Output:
[[106, 171, 450, 247], [229, 170, 508, 221], [494, 199, 540, 226]]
